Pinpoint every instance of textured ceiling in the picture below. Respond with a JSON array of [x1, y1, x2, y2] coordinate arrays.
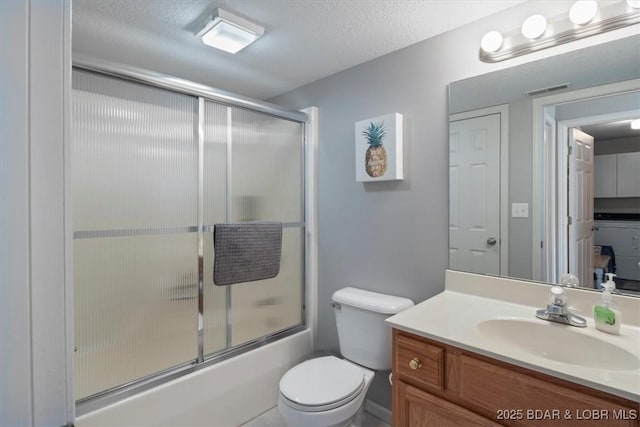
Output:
[[72, 0, 524, 99]]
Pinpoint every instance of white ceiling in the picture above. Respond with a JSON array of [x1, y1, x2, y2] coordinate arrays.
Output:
[[72, 0, 524, 99]]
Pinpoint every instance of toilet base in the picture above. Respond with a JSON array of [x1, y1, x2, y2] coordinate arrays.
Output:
[[277, 394, 367, 427]]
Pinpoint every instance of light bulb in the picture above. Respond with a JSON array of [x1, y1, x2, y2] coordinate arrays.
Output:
[[570, 0, 598, 25], [627, 0, 640, 9], [521, 15, 547, 40], [631, 119, 640, 130], [481, 31, 503, 53]]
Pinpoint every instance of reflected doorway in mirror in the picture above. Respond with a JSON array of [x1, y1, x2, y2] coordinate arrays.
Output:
[[449, 105, 508, 276]]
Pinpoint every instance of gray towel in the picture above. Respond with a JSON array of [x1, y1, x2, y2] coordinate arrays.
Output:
[[213, 222, 283, 286]]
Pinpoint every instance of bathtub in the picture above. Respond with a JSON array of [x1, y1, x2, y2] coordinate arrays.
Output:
[[76, 330, 312, 426]]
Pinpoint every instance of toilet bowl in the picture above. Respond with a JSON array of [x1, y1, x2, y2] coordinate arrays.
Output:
[[277, 287, 414, 427], [278, 356, 375, 427]]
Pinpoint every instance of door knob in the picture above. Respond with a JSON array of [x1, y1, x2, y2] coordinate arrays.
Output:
[[487, 237, 497, 246]]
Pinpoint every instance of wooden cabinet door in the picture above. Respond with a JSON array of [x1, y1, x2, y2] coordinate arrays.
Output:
[[395, 380, 501, 427], [458, 355, 639, 427]]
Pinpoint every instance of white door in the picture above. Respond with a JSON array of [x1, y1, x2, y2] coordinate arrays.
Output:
[[568, 128, 594, 288], [449, 114, 501, 275]]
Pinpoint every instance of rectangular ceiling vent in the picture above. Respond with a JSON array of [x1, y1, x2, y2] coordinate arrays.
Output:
[[525, 83, 570, 97]]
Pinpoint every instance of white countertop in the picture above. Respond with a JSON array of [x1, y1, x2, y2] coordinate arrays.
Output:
[[386, 271, 640, 402]]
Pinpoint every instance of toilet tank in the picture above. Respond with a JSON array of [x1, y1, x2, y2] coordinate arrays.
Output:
[[332, 287, 414, 370]]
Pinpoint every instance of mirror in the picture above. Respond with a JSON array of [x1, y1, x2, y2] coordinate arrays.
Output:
[[448, 35, 640, 296]]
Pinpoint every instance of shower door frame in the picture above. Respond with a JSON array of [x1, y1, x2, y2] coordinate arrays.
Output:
[[72, 58, 314, 415]]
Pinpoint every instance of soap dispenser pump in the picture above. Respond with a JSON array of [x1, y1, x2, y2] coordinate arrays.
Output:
[[593, 273, 621, 335]]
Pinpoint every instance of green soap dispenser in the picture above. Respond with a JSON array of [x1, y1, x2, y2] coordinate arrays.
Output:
[[593, 273, 621, 335]]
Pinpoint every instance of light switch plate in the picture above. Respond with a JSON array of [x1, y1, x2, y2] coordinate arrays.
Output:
[[512, 203, 529, 218]]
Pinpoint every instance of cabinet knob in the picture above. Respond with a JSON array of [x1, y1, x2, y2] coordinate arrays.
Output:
[[409, 357, 422, 370]]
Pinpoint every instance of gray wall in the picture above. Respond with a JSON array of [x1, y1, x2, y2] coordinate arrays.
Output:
[[507, 99, 533, 279], [271, 43, 453, 407]]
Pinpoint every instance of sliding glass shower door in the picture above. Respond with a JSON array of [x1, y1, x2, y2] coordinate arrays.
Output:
[[72, 69, 305, 402], [221, 107, 304, 348]]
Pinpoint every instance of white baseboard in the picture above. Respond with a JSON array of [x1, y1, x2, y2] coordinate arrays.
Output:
[[365, 399, 392, 425]]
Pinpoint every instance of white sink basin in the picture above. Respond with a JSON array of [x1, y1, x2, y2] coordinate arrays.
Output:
[[476, 318, 640, 371]]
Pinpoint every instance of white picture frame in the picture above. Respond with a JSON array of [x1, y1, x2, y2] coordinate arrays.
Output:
[[355, 113, 403, 182]]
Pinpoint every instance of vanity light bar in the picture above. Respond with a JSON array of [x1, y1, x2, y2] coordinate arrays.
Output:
[[480, 1, 640, 63]]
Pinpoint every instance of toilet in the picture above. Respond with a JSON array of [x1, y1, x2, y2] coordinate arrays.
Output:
[[278, 287, 414, 427]]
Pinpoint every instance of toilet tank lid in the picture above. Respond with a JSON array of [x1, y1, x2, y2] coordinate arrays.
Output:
[[331, 287, 414, 314]]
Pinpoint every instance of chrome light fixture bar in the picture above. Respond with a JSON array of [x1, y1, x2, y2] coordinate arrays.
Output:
[[480, 1, 640, 63], [195, 8, 264, 54]]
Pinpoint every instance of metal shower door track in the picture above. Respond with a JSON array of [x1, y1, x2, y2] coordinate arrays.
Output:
[[73, 55, 309, 123]]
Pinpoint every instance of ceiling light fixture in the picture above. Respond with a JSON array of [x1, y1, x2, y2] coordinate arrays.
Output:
[[569, 0, 599, 25], [631, 119, 640, 130], [195, 8, 264, 54], [480, 1, 640, 62]]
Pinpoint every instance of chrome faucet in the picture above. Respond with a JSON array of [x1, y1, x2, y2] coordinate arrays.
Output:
[[536, 286, 587, 328]]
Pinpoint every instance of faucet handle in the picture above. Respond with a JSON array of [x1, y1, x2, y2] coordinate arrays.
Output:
[[549, 286, 568, 307], [537, 285, 587, 328], [559, 273, 579, 287]]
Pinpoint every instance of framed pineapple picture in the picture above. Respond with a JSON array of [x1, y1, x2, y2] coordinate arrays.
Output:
[[355, 113, 403, 182]]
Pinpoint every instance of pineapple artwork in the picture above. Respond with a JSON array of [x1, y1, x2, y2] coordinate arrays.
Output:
[[355, 113, 403, 182], [362, 122, 388, 177]]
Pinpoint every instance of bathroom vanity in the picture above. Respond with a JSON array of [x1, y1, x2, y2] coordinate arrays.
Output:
[[386, 270, 640, 427]]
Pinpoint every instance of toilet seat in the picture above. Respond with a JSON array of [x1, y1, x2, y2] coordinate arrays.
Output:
[[279, 356, 365, 412]]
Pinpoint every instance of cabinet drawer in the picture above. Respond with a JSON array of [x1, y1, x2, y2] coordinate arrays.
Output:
[[459, 355, 638, 427], [394, 333, 444, 391], [396, 380, 501, 427]]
